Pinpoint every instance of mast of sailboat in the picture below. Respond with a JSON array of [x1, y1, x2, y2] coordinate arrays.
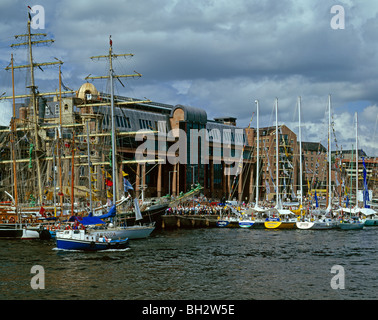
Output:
[[6, 15, 63, 205], [298, 96, 303, 210], [86, 120, 93, 213], [255, 100, 259, 208], [275, 98, 280, 209], [58, 65, 63, 214], [327, 94, 332, 212], [109, 40, 117, 207], [27, 18, 43, 205], [355, 112, 358, 209], [71, 130, 75, 215], [349, 144, 353, 207], [85, 36, 142, 210], [10, 54, 18, 208]]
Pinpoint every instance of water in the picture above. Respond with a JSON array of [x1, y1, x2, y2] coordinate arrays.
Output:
[[1, 227, 377, 300]]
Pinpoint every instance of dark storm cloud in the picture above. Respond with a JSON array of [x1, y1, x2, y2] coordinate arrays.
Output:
[[0, 0, 378, 155]]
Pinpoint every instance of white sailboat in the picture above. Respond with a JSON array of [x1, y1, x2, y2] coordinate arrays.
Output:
[[296, 97, 314, 229], [265, 98, 296, 229], [297, 96, 338, 229], [311, 95, 338, 229], [238, 100, 262, 228], [339, 112, 364, 230]]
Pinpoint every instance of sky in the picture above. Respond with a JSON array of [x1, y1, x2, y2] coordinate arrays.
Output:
[[0, 0, 378, 156]]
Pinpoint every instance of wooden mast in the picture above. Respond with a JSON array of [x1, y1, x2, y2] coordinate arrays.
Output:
[[6, 16, 63, 205], [10, 54, 18, 208], [58, 65, 63, 214]]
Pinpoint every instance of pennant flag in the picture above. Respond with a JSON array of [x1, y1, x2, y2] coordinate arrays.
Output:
[[107, 190, 113, 198], [39, 206, 46, 217], [122, 171, 128, 177], [265, 180, 270, 195], [362, 157, 370, 208], [314, 191, 318, 208], [106, 171, 112, 179], [109, 35, 113, 47], [335, 171, 340, 187], [134, 198, 143, 221], [105, 179, 113, 187], [124, 178, 134, 192]]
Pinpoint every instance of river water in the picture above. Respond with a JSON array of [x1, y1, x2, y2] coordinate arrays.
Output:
[[1, 227, 377, 300]]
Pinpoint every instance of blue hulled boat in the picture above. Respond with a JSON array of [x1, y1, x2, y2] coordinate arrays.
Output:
[[55, 215, 129, 251], [56, 229, 129, 251]]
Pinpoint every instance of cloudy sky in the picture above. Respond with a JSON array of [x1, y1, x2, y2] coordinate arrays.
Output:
[[1, 0, 378, 156]]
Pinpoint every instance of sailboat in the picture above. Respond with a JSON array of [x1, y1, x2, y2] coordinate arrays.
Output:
[[357, 157, 378, 226], [0, 16, 69, 238], [310, 96, 338, 229], [295, 97, 314, 230], [79, 37, 155, 239], [338, 112, 364, 230], [238, 100, 262, 229], [296, 95, 338, 230], [56, 215, 129, 251], [264, 98, 296, 229]]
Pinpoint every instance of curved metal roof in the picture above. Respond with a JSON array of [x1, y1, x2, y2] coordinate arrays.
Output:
[[171, 104, 207, 124]]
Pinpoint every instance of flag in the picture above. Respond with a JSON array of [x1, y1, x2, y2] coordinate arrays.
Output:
[[106, 172, 112, 179], [335, 172, 340, 187], [362, 157, 370, 208], [39, 206, 46, 217], [122, 171, 128, 177], [107, 190, 113, 198], [265, 180, 270, 195], [109, 35, 113, 47], [28, 6, 32, 21], [124, 178, 134, 192], [134, 198, 143, 221], [314, 191, 318, 208], [105, 179, 113, 187]]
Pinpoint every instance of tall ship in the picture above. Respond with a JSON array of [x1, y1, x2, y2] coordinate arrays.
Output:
[[0, 13, 170, 238]]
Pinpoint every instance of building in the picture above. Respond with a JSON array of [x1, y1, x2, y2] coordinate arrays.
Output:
[[1, 82, 257, 206], [3, 81, 362, 208], [300, 142, 327, 195], [245, 124, 299, 201]]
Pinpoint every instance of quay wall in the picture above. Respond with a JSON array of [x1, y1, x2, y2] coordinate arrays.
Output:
[[161, 215, 219, 229]]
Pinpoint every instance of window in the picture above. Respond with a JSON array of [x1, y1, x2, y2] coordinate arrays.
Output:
[[45, 105, 50, 116], [157, 121, 166, 133], [125, 117, 131, 128], [55, 104, 59, 115]]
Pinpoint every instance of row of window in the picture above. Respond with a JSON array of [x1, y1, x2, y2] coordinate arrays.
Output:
[[207, 129, 244, 144], [102, 115, 131, 129], [45, 104, 69, 115], [102, 115, 168, 133]]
